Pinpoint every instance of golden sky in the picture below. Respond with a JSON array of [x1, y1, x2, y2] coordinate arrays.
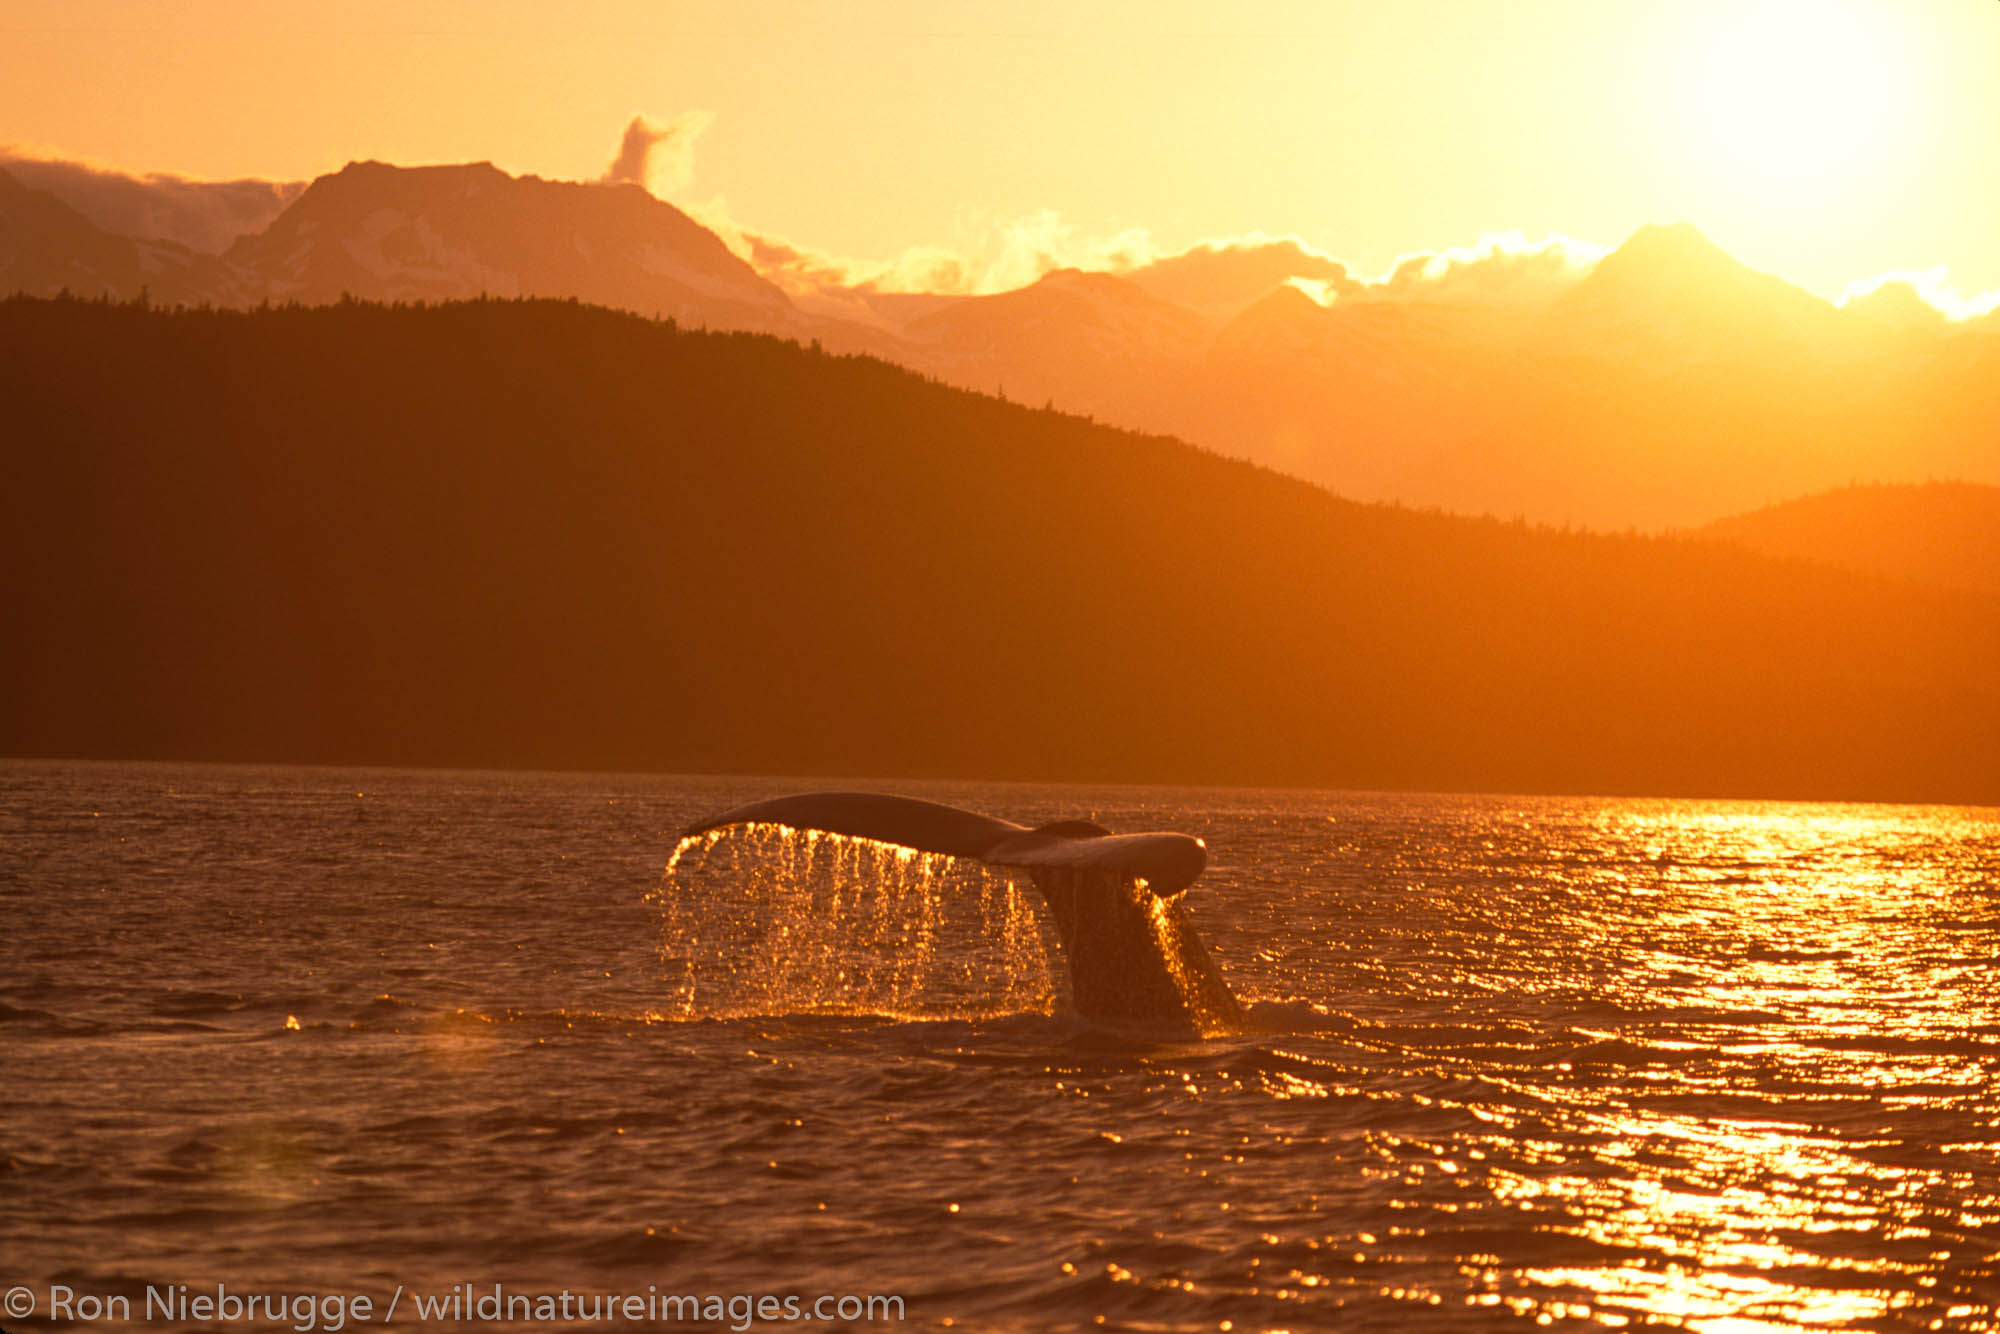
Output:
[[6, 0, 1997, 306]]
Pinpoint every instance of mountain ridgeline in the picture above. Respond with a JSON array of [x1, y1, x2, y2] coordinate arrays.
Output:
[[9, 158, 2000, 532], [3, 295, 1996, 802], [1695, 482, 2000, 599]]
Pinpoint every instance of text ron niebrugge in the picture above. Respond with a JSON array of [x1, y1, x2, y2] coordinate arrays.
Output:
[[4, 1282, 908, 1329]]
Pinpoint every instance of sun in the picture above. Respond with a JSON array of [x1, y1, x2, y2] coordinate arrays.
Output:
[[1671, 0, 1919, 201]]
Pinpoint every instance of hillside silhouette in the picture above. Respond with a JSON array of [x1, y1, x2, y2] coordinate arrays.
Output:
[[9, 157, 2000, 530], [3, 295, 1995, 802], [1697, 483, 2000, 598]]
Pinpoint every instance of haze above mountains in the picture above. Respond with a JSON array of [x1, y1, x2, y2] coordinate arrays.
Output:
[[5, 150, 1996, 532]]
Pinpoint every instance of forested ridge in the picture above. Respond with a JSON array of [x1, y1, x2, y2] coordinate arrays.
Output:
[[5, 295, 1995, 802]]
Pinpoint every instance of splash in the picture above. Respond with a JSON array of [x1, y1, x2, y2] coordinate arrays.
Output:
[[650, 825, 1059, 1021]]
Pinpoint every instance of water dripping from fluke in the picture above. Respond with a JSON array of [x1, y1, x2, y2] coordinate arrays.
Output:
[[651, 793, 1244, 1037]]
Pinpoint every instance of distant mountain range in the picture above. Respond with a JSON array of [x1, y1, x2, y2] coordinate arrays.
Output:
[[4, 157, 1997, 529], [3, 296, 1995, 802], [1, 159, 803, 333], [1696, 482, 2000, 598]]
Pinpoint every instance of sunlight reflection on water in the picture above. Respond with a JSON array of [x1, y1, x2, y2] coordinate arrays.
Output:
[[3, 765, 1996, 1331]]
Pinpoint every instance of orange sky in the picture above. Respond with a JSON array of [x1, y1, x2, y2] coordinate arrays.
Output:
[[5, 0, 1997, 308]]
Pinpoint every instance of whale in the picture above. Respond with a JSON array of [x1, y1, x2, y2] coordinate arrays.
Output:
[[679, 792, 1244, 1035]]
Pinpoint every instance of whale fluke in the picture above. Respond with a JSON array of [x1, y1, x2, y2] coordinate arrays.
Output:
[[678, 792, 1242, 1034], [681, 792, 1210, 895]]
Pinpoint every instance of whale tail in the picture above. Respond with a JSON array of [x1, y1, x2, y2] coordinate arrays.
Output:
[[677, 792, 1242, 1034], [1027, 866, 1243, 1035]]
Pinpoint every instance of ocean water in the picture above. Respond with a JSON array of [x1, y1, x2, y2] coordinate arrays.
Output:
[[3, 759, 1998, 1333]]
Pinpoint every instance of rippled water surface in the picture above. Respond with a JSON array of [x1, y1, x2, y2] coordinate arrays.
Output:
[[4, 760, 1998, 1332]]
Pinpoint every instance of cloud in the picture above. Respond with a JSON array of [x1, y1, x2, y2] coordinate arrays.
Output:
[[634, 118, 1597, 321], [602, 112, 714, 198], [745, 234, 848, 289], [1122, 236, 1360, 317], [721, 206, 1159, 317], [1351, 233, 1606, 309], [1839, 268, 2000, 324], [791, 208, 1153, 297], [964, 210, 1155, 293], [0, 149, 304, 253], [730, 210, 1610, 330], [738, 229, 958, 297]]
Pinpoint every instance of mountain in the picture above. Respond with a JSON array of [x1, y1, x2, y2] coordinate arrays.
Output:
[[0, 167, 226, 305], [4, 294, 1995, 802], [1544, 221, 1850, 366], [1121, 239, 1359, 322], [1843, 280, 1951, 337], [223, 160, 797, 331], [1375, 226, 2000, 528], [873, 224, 2000, 530], [1194, 285, 1524, 500], [5, 160, 1998, 530], [0, 153, 304, 254], [902, 267, 1208, 425], [1695, 482, 2000, 598], [0, 157, 844, 341]]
